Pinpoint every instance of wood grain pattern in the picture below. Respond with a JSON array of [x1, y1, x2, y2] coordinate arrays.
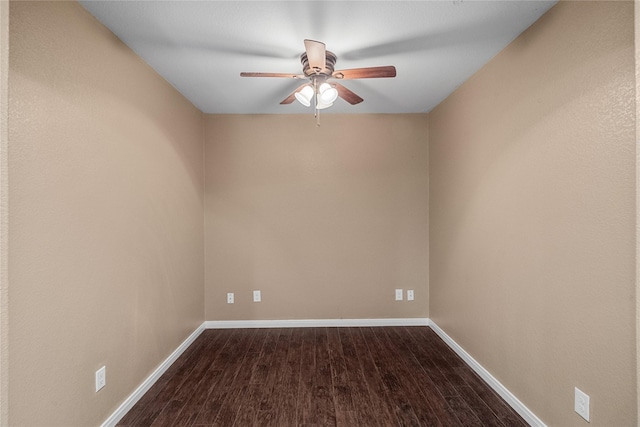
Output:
[[117, 327, 527, 427], [332, 66, 397, 80], [334, 84, 364, 105]]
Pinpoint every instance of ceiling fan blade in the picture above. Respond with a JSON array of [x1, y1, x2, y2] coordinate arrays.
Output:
[[332, 66, 396, 80], [334, 83, 363, 105], [304, 39, 326, 72], [280, 84, 309, 105], [240, 72, 305, 78]]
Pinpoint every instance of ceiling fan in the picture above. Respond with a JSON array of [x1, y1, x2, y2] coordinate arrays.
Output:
[[240, 39, 396, 114]]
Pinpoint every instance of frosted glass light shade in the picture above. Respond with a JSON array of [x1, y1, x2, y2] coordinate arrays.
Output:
[[319, 83, 338, 104], [316, 100, 333, 110], [295, 85, 314, 107]]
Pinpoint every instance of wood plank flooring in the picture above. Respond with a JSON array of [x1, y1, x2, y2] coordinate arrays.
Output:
[[117, 327, 528, 427]]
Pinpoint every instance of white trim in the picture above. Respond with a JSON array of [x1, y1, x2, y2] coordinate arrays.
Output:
[[205, 317, 429, 329], [100, 323, 206, 427], [429, 320, 546, 427]]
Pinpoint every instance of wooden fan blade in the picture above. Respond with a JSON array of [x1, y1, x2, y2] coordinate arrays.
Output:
[[332, 66, 396, 80], [280, 84, 309, 105], [334, 83, 363, 105], [240, 72, 304, 78], [304, 39, 326, 71]]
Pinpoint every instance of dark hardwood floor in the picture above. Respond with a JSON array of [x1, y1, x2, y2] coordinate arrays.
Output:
[[117, 327, 528, 427]]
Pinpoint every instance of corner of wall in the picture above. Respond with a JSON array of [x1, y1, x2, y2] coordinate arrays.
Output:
[[635, 1, 640, 423], [0, 0, 8, 424], [425, 112, 430, 319], [201, 110, 206, 323]]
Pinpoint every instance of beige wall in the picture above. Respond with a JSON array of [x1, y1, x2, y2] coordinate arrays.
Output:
[[637, 0, 640, 422], [429, 2, 636, 426], [204, 114, 428, 321], [8, 2, 204, 426], [0, 0, 8, 425], [636, 1, 640, 423], [4, 0, 638, 425]]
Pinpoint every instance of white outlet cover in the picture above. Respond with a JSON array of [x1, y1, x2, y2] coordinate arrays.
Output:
[[253, 290, 261, 302], [407, 290, 415, 301], [227, 292, 234, 304], [95, 366, 106, 392], [395, 289, 403, 301], [574, 387, 590, 422]]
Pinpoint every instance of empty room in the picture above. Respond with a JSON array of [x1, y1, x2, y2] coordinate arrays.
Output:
[[1, 0, 638, 426]]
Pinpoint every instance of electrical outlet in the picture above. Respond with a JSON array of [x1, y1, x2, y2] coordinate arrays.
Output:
[[395, 289, 403, 301], [227, 292, 234, 304], [253, 290, 261, 302], [95, 366, 106, 392], [574, 387, 590, 422], [407, 290, 414, 301]]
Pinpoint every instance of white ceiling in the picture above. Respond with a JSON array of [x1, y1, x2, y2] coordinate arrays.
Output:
[[79, 1, 557, 114]]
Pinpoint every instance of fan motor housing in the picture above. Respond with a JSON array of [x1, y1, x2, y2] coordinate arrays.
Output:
[[301, 51, 337, 77]]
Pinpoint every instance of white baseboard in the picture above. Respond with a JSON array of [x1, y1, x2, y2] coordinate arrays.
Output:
[[204, 317, 430, 329], [429, 320, 546, 427], [100, 323, 206, 427]]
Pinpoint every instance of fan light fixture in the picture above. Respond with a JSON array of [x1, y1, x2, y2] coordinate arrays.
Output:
[[315, 100, 333, 110], [294, 85, 314, 107], [294, 81, 338, 110], [319, 83, 338, 104], [240, 39, 397, 126]]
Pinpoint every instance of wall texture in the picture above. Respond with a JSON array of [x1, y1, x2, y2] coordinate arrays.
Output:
[[429, 1, 636, 426], [0, 0, 8, 424], [8, 2, 204, 425], [0, 2, 9, 426], [204, 114, 428, 321], [637, 1, 640, 422]]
